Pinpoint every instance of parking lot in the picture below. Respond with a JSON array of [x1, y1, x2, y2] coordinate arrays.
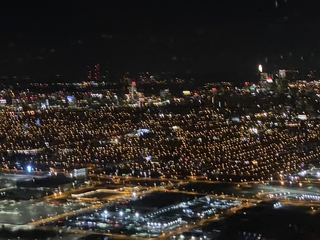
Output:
[[0, 200, 85, 225], [45, 191, 242, 238]]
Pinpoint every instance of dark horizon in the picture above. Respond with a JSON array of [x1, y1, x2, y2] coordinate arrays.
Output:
[[1, 0, 320, 81]]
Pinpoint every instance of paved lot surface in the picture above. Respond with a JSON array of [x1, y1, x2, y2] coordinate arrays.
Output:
[[0, 201, 84, 225]]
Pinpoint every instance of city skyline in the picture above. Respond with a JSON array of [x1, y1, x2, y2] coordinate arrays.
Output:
[[2, 2, 320, 239]]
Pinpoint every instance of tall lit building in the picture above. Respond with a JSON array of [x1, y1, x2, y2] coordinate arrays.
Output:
[[87, 64, 100, 81], [130, 81, 137, 102], [94, 64, 100, 81], [87, 66, 92, 80], [279, 69, 286, 79], [258, 64, 268, 83]]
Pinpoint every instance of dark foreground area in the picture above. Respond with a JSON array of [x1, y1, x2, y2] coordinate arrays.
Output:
[[216, 205, 320, 240], [0, 228, 56, 239]]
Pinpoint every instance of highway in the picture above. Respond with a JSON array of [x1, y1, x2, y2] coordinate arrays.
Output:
[[64, 228, 136, 240], [167, 189, 260, 203]]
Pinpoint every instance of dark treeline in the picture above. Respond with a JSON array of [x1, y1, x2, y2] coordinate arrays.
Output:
[[0, 227, 56, 239]]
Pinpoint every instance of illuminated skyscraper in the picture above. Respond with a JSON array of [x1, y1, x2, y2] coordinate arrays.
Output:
[[87, 64, 100, 81], [131, 81, 136, 102], [279, 69, 286, 79], [94, 64, 100, 81], [87, 66, 92, 80]]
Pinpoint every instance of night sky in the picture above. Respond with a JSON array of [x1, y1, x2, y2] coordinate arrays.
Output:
[[0, 0, 320, 81]]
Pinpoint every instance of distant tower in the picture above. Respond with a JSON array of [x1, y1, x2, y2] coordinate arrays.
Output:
[[87, 66, 92, 81], [94, 64, 100, 81], [131, 81, 136, 102]]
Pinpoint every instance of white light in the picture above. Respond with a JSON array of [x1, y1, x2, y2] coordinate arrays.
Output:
[[135, 212, 139, 218], [27, 165, 32, 173], [119, 211, 123, 216], [249, 128, 258, 134], [258, 64, 263, 73]]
